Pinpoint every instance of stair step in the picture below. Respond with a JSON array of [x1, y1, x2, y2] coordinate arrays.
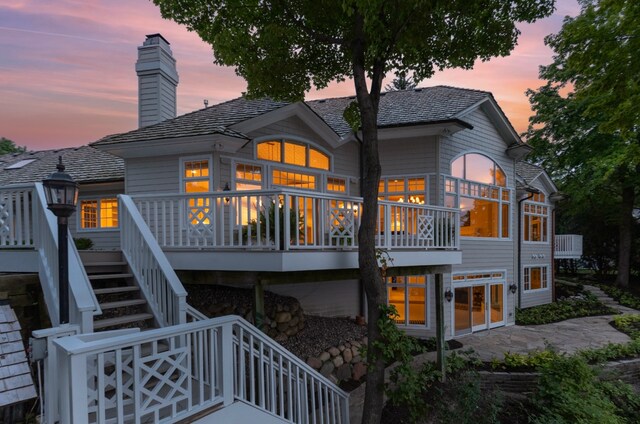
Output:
[[89, 273, 133, 281], [100, 299, 147, 310], [94, 286, 140, 295], [83, 261, 127, 267], [94, 313, 154, 330]]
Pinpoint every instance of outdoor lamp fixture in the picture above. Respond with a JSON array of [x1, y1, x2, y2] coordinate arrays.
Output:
[[444, 289, 453, 302], [223, 182, 231, 204], [509, 283, 518, 294], [43, 156, 79, 325]]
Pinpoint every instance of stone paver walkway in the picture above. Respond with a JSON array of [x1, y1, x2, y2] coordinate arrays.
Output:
[[349, 284, 640, 423], [452, 284, 638, 361]]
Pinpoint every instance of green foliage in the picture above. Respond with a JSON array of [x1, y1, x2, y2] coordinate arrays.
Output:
[[0, 137, 26, 154], [613, 314, 640, 339], [494, 349, 563, 370], [529, 355, 633, 424], [384, 73, 416, 91], [342, 101, 361, 133], [364, 304, 432, 423], [577, 339, 640, 364], [515, 292, 616, 325], [596, 283, 640, 310], [245, 200, 304, 247], [525, 0, 640, 283], [73, 238, 93, 250]]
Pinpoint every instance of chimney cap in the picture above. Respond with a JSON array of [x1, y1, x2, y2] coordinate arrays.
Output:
[[145, 33, 171, 45]]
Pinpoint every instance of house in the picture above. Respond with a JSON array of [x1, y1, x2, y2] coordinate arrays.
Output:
[[0, 34, 582, 423]]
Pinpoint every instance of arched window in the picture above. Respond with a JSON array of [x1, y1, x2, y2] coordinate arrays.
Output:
[[256, 139, 330, 171], [451, 153, 506, 186], [447, 153, 511, 239]]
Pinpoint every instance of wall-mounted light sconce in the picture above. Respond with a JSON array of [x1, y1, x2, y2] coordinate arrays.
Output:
[[509, 283, 518, 294], [444, 289, 453, 302], [223, 182, 231, 204]]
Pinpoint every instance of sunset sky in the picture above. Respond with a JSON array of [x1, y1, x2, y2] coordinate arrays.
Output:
[[1, 0, 580, 151]]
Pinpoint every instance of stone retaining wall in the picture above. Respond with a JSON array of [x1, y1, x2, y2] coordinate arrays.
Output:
[[305, 337, 369, 384]]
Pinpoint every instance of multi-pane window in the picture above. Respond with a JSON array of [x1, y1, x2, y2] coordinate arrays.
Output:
[[446, 153, 510, 239], [182, 158, 212, 226], [387, 275, 428, 326], [523, 196, 549, 242], [378, 177, 426, 204], [327, 177, 347, 193], [256, 139, 330, 171], [183, 159, 210, 193], [235, 163, 263, 190], [80, 198, 118, 229], [272, 169, 316, 189], [524, 266, 548, 291]]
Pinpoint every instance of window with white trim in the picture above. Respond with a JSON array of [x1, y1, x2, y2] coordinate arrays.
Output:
[[235, 163, 263, 190], [256, 139, 331, 171], [523, 193, 548, 243], [446, 153, 510, 238], [379, 176, 427, 204], [79, 198, 118, 229], [386, 275, 429, 326], [523, 266, 548, 291], [181, 157, 212, 226]]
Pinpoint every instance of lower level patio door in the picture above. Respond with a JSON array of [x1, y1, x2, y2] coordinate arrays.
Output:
[[454, 283, 505, 336]]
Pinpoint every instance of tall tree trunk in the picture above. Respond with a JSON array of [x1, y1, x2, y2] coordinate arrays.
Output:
[[615, 185, 635, 287], [350, 11, 386, 424]]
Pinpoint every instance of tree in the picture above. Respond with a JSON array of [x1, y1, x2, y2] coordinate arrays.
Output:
[[526, 0, 640, 287], [0, 137, 25, 154], [384, 73, 416, 91], [152, 1, 554, 422]]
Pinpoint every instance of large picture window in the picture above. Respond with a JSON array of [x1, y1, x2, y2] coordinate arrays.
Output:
[[379, 176, 427, 204], [447, 154, 510, 239], [80, 198, 118, 229], [523, 193, 548, 243], [523, 266, 548, 291]]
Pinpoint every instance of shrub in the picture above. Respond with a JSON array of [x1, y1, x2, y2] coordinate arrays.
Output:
[[613, 314, 640, 338], [516, 292, 615, 325], [73, 237, 93, 250]]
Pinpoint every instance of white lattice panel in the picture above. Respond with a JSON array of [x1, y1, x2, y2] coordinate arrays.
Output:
[[329, 207, 354, 245], [418, 214, 434, 241]]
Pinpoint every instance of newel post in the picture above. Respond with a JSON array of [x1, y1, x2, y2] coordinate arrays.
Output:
[[54, 337, 89, 423], [221, 321, 235, 406]]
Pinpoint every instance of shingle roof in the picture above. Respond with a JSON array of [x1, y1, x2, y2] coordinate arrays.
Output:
[[94, 97, 290, 146], [0, 302, 37, 407], [308, 86, 489, 137], [92, 86, 491, 146], [0, 146, 124, 185], [515, 161, 545, 185]]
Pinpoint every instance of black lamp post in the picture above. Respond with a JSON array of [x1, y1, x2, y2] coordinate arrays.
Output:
[[42, 157, 78, 325]]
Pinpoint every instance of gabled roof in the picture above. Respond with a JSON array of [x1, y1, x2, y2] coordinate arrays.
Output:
[[0, 146, 124, 185], [308, 86, 489, 137], [91, 86, 504, 147], [516, 161, 558, 194], [94, 97, 290, 146]]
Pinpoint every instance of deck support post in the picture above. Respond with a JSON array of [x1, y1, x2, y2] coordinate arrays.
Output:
[[435, 273, 446, 381], [254, 280, 265, 331]]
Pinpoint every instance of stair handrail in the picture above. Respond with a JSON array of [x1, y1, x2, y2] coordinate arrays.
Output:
[[119, 194, 187, 326], [53, 315, 349, 424], [34, 183, 98, 333]]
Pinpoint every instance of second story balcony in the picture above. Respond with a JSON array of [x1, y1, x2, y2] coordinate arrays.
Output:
[[555, 234, 583, 260], [131, 189, 462, 272]]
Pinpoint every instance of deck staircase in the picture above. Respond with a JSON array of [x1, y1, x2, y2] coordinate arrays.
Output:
[[80, 250, 156, 331]]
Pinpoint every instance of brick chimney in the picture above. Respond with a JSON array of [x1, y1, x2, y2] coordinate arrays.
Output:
[[135, 34, 179, 128]]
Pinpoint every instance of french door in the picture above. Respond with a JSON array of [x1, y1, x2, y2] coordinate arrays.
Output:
[[454, 282, 505, 336]]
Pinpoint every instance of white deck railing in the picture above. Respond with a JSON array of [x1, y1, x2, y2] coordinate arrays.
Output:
[[555, 234, 583, 259], [131, 189, 459, 251], [119, 195, 187, 327], [0, 183, 99, 332], [53, 315, 349, 424]]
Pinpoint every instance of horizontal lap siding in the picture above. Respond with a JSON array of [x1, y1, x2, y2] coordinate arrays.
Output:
[[126, 156, 179, 194], [268, 280, 360, 317], [379, 136, 437, 176], [71, 183, 124, 250]]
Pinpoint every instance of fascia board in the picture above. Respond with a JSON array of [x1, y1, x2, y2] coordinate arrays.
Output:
[[377, 121, 469, 140], [94, 134, 247, 158]]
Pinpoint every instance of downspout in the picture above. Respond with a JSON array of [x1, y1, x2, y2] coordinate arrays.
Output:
[[517, 189, 537, 309]]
